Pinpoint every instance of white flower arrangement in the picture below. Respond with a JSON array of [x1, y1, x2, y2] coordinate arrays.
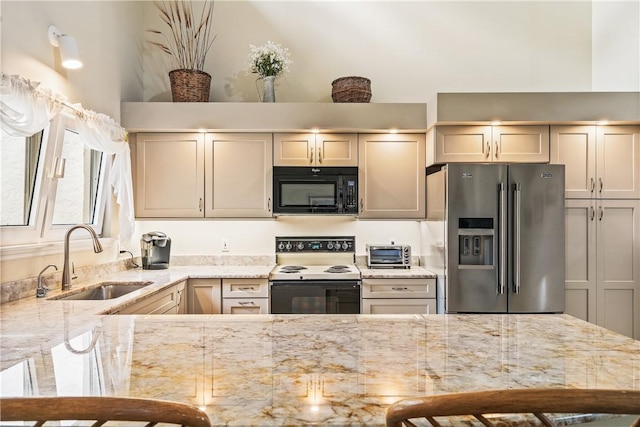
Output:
[[246, 41, 292, 79]]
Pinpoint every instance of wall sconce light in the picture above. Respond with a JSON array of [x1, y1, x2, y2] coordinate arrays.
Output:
[[48, 25, 83, 69]]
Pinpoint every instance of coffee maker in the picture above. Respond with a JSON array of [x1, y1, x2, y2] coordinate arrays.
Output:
[[140, 232, 171, 270]]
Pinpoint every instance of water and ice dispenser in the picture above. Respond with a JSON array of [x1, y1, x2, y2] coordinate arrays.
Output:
[[141, 232, 171, 270], [458, 218, 493, 267]]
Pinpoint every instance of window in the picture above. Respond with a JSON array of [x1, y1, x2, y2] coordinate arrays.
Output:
[[1, 114, 110, 246]]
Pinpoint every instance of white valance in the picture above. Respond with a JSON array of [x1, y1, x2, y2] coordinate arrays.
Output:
[[0, 73, 135, 246]]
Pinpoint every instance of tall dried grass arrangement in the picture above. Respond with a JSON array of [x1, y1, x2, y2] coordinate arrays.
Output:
[[148, 1, 216, 71]]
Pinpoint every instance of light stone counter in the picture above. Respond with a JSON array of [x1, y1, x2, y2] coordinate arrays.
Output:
[[358, 266, 436, 279], [1, 266, 639, 426]]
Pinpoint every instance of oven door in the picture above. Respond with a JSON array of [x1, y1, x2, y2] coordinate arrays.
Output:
[[270, 281, 361, 314]]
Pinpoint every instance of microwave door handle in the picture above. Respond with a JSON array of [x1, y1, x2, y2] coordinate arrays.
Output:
[[498, 183, 507, 295]]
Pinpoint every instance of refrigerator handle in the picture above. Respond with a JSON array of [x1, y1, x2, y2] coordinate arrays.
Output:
[[513, 182, 522, 294], [499, 183, 507, 295]]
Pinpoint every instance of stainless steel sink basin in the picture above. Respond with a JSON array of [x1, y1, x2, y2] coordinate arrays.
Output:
[[51, 281, 154, 300]]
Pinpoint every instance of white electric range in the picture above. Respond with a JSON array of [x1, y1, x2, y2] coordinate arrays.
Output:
[[269, 236, 361, 314]]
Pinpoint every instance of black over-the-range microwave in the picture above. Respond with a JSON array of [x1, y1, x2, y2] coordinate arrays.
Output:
[[273, 167, 358, 215]]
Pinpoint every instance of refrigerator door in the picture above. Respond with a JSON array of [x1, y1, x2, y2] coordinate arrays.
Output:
[[446, 164, 508, 313], [508, 164, 565, 313]]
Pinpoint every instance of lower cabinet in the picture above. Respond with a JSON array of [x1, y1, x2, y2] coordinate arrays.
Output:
[[222, 278, 269, 314], [564, 199, 640, 339], [119, 281, 186, 315], [187, 278, 222, 314], [361, 278, 436, 314]]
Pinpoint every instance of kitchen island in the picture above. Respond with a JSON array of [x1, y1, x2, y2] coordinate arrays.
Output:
[[1, 269, 639, 426]]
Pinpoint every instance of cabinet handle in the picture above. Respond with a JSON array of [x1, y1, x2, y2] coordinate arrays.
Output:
[[359, 198, 363, 213], [309, 149, 314, 164], [318, 147, 322, 164], [267, 198, 271, 213], [391, 287, 409, 291], [599, 177, 603, 193], [590, 178, 596, 193], [238, 287, 255, 291], [199, 198, 203, 212], [590, 206, 595, 221], [494, 141, 499, 159], [238, 301, 256, 306], [485, 142, 490, 159], [599, 206, 604, 221]]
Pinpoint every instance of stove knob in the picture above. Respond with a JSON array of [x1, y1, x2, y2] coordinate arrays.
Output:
[[327, 242, 334, 250], [285, 242, 292, 251], [297, 242, 305, 251], [341, 242, 349, 250], [277, 242, 285, 251], [334, 241, 341, 251]]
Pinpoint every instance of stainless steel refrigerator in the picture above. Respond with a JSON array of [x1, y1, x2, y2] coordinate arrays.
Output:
[[426, 163, 565, 313]]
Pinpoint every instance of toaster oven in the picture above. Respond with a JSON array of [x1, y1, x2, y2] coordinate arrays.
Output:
[[367, 244, 411, 268]]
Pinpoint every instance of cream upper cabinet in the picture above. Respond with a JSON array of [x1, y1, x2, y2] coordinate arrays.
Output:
[[551, 125, 640, 199], [432, 125, 549, 164], [358, 133, 425, 219], [204, 133, 273, 218], [134, 133, 205, 217], [274, 133, 357, 166]]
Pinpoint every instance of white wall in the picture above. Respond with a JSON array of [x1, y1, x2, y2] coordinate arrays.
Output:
[[143, 0, 605, 103]]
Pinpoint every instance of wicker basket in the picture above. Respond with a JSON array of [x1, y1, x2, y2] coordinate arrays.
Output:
[[331, 76, 371, 103], [169, 69, 211, 102]]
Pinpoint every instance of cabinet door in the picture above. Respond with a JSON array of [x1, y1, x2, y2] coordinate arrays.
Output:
[[315, 134, 358, 166], [435, 126, 492, 163], [564, 199, 597, 323], [596, 199, 640, 338], [134, 133, 205, 217], [597, 125, 640, 199], [205, 133, 273, 217], [362, 278, 435, 298], [273, 133, 314, 166], [492, 125, 549, 163], [551, 126, 597, 199], [222, 278, 269, 298], [187, 278, 222, 314], [358, 133, 425, 219], [118, 284, 178, 314]]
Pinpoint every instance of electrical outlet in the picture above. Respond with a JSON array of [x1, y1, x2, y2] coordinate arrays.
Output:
[[222, 238, 230, 252]]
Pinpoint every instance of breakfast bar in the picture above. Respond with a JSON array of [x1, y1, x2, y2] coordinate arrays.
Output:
[[1, 270, 639, 426]]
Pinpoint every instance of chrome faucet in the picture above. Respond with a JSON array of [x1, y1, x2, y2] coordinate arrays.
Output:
[[37, 264, 58, 298], [62, 225, 103, 291]]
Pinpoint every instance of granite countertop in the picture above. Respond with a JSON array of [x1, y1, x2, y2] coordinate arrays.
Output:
[[1, 266, 639, 426]]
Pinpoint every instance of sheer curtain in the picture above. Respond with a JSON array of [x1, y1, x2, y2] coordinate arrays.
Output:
[[0, 73, 135, 246]]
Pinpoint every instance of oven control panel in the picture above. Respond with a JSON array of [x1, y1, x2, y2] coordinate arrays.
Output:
[[276, 236, 355, 253]]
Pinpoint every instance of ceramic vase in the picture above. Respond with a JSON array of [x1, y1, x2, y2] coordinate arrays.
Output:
[[262, 76, 276, 102]]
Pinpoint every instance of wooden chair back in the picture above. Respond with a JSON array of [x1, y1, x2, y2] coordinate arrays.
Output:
[[386, 388, 640, 427], [0, 396, 211, 427]]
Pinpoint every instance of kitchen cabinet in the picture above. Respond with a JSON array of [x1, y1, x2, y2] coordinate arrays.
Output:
[[222, 278, 269, 314], [273, 133, 357, 166], [361, 278, 436, 314], [204, 133, 273, 217], [134, 133, 205, 217], [563, 199, 640, 339], [133, 132, 273, 218], [358, 133, 426, 219], [118, 281, 186, 315], [430, 125, 549, 164], [187, 278, 221, 314], [551, 125, 640, 199]]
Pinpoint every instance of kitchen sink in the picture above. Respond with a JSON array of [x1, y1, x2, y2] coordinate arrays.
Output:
[[50, 281, 154, 301]]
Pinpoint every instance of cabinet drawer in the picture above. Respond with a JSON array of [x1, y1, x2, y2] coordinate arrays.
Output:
[[222, 298, 269, 314], [362, 278, 435, 298], [222, 278, 269, 298], [362, 298, 436, 314]]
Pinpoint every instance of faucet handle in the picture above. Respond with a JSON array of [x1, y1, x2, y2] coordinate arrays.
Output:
[[71, 262, 78, 280]]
